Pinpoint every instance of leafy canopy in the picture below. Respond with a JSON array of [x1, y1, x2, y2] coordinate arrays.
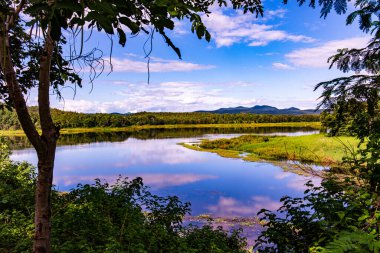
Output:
[[0, 0, 263, 107]]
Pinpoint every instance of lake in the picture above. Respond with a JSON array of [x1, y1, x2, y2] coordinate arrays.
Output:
[[9, 126, 321, 243]]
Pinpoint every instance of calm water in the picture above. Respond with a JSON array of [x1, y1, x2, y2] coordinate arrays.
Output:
[[10, 127, 320, 218]]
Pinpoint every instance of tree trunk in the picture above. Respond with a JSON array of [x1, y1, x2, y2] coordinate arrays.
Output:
[[33, 25, 57, 253], [1, 16, 57, 253], [34, 139, 57, 253]]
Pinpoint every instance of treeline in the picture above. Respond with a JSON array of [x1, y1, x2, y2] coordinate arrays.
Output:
[[0, 106, 320, 130], [6, 126, 317, 149]]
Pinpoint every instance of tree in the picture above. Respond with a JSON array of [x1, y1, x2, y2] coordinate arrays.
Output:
[[0, 0, 264, 252], [255, 0, 380, 251]]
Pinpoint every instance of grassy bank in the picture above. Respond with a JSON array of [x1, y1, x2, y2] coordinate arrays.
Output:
[[0, 122, 321, 136], [183, 134, 359, 166]]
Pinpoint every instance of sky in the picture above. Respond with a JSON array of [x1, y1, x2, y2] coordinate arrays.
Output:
[[29, 0, 370, 113]]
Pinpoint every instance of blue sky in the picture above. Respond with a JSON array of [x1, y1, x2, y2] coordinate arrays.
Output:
[[34, 0, 370, 113]]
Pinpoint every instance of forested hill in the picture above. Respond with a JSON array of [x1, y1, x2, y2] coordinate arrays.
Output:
[[197, 105, 321, 115], [0, 107, 320, 130]]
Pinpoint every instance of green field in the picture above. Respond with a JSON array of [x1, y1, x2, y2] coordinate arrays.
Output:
[[0, 122, 321, 136], [183, 133, 359, 166]]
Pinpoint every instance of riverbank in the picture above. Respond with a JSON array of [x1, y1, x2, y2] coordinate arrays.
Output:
[[182, 133, 359, 167], [0, 122, 321, 136]]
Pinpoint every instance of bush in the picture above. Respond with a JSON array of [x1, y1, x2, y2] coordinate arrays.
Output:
[[0, 140, 35, 252], [254, 135, 380, 252], [0, 140, 248, 253]]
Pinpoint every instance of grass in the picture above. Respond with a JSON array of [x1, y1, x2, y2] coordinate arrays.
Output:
[[0, 122, 321, 136], [182, 142, 243, 159], [184, 134, 360, 166]]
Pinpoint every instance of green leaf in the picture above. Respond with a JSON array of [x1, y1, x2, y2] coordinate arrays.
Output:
[[154, 0, 169, 7], [336, 211, 345, 220], [86, 11, 114, 34], [54, 1, 82, 12], [91, 1, 114, 14], [159, 29, 181, 59], [117, 28, 126, 47], [119, 17, 140, 34], [358, 214, 369, 222], [196, 25, 205, 39], [205, 30, 211, 42]]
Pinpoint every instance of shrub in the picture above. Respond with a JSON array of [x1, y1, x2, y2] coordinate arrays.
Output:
[[0, 140, 247, 253]]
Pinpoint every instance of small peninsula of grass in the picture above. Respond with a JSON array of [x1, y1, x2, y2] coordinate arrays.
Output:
[[0, 122, 320, 136], [183, 134, 359, 166]]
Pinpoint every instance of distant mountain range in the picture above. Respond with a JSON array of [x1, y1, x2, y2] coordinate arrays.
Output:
[[196, 105, 321, 115]]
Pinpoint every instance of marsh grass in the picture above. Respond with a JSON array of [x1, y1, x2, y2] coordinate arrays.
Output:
[[188, 134, 359, 166]]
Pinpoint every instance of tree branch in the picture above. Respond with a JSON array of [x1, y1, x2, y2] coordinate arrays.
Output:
[[38, 26, 57, 138], [0, 26, 42, 151], [14, 0, 26, 16], [6, 0, 26, 29]]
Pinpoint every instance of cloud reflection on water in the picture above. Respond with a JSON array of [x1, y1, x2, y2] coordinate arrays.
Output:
[[273, 171, 321, 191], [207, 195, 282, 217], [286, 176, 321, 191], [53, 138, 207, 172], [54, 173, 217, 189]]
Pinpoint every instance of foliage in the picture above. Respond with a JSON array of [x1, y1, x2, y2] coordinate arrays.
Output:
[[0, 140, 248, 253], [0, 139, 35, 252], [318, 80, 380, 138], [254, 177, 379, 252], [253, 0, 380, 252], [0, 0, 264, 106], [306, 0, 380, 139], [0, 0, 82, 108], [50, 178, 191, 253], [311, 230, 380, 253], [253, 121, 380, 250], [182, 225, 247, 253]]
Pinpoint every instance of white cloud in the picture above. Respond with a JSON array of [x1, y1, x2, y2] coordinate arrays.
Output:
[[59, 99, 96, 112], [303, 22, 326, 32], [108, 57, 215, 72], [285, 36, 371, 68], [57, 81, 258, 113], [202, 8, 315, 47], [274, 172, 321, 191], [266, 9, 287, 19], [173, 20, 188, 35], [272, 62, 295, 70]]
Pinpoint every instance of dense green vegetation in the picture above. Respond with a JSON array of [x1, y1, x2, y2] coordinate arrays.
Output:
[[253, 0, 380, 251], [193, 134, 358, 166], [0, 107, 320, 130], [0, 140, 248, 253], [320, 101, 380, 137], [254, 131, 380, 252]]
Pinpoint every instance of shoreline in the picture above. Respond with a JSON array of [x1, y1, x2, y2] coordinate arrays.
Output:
[[0, 122, 321, 136]]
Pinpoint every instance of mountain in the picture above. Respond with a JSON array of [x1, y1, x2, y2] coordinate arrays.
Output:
[[196, 105, 321, 115], [110, 112, 132, 115]]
